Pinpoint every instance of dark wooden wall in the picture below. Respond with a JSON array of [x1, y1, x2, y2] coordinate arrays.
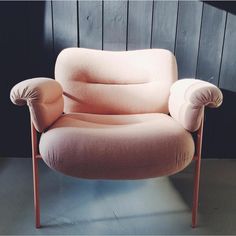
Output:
[[1, 1, 236, 158]]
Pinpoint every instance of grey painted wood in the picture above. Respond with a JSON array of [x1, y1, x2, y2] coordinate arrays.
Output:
[[52, 1, 78, 56], [27, 1, 54, 77], [151, 1, 178, 53], [219, 13, 236, 92], [79, 1, 102, 49], [196, 4, 227, 161], [44, 1, 54, 62], [196, 3, 226, 85], [127, 1, 153, 50], [175, 1, 203, 78], [103, 1, 127, 51]]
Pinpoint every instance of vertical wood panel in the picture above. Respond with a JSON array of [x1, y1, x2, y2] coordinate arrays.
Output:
[[27, 1, 54, 77], [198, 5, 227, 159], [175, 1, 202, 78], [127, 1, 153, 50], [103, 1, 127, 51], [151, 1, 178, 53], [79, 1, 102, 49], [219, 13, 236, 91], [52, 1, 78, 56], [196, 4, 226, 85], [44, 1, 54, 62], [212, 13, 236, 159]]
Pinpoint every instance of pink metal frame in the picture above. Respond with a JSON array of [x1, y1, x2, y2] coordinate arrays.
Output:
[[30, 115, 204, 229], [31, 122, 42, 228], [192, 114, 204, 228]]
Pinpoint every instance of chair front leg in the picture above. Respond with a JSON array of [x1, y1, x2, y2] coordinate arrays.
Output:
[[192, 114, 204, 228], [31, 122, 41, 228]]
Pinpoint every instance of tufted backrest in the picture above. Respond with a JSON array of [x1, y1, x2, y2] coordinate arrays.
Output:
[[55, 48, 178, 115]]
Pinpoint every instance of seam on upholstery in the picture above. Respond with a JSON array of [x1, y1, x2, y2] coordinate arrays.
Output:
[[68, 80, 152, 85]]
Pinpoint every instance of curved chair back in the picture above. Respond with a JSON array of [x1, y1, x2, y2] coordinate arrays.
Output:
[[55, 48, 178, 114]]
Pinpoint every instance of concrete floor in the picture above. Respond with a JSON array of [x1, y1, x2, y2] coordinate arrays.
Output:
[[0, 158, 235, 235]]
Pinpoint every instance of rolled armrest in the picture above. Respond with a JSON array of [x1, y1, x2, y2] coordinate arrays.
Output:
[[10, 78, 64, 132], [168, 79, 223, 132]]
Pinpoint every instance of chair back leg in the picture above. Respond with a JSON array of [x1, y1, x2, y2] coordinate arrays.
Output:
[[31, 122, 41, 228], [192, 114, 204, 228]]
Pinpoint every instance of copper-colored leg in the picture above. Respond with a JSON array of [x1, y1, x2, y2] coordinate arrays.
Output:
[[31, 122, 41, 228], [192, 153, 201, 227], [192, 116, 204, 228]]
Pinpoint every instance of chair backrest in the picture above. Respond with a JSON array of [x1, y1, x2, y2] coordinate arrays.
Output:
[[55, 48, 178, 114]]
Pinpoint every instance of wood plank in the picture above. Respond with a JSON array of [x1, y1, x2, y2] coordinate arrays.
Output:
[[27, 1, 54, 77], [219, 13, 236, 92], [52, 1, 78, 56], [43, 0, 54, 72], [198, 3, 227, 159], [196, 3, 226, 85], [79, 1, 102, 49], [127, 1, 153, 50], [103, 1, 127, 51], [175, 1, 203, 78], [151, 1, 178, 53], [211, 13, 236, 159]]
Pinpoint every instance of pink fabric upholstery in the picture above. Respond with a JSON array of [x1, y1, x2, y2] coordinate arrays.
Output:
[[39, 113, 194, 179], [169, 79, 223, 132], [10, 78, 64, 132], [55, 48, 177, 114], [10, 48, 223, 180]]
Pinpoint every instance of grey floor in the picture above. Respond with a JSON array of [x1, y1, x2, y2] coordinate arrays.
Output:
[[0, 158, 235, 235]]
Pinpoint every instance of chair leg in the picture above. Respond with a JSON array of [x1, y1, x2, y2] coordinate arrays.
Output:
[[192, 153, 201, 228], [192, 116, 204, 228], [31, 122, 41, 228]]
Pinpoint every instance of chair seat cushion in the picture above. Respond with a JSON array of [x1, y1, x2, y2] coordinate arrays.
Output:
[[39, 113, 195, 179]]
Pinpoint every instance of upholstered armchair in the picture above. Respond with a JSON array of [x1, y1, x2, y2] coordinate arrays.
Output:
[[10, 48, 223, 228]]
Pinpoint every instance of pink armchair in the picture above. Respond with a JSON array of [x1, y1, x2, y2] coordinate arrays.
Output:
[[10, 48, 223, 228]]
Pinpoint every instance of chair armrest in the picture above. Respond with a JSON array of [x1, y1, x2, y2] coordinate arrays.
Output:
[[10, 78, 64, 132], [168, 79, 223, 132]]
